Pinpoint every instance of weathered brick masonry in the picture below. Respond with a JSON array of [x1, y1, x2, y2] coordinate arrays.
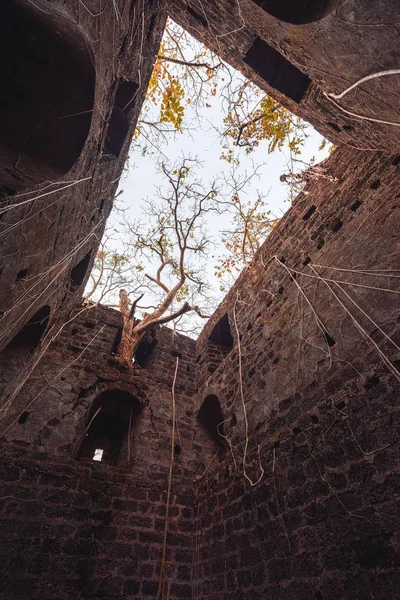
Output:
[[193, 145, 400, 598], [0, 306, 198, 599], [0, 0, 167, 384], [0, 0, 399, 598]]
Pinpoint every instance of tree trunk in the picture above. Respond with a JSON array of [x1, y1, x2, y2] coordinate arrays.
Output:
[[115, 326, 143, 364], [114, 290, 190, 364], [114, 289, 143, 364]]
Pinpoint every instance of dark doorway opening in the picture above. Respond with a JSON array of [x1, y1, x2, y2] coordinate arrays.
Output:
[[3, 305, 50, 353], [104, 80, 139, 158], [70, 252, 92, 291], [0, 305, 50, 395], [133, 333, 158, 368]]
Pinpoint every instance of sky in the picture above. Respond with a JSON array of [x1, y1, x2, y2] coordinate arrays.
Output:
[[87, 21, 331, 335]]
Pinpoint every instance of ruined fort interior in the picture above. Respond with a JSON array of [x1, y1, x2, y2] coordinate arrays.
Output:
[[0, 0, 399, 598]]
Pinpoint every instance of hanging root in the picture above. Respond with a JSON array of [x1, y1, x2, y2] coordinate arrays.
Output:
[[156, 356, 179, 600], [324, 68, 400, 128], [217, 416, 238, 474], [233, 292, 264, 486]]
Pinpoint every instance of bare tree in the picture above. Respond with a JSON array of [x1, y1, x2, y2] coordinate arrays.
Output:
[[95, 158, 226, 364], [214, 164, 278, 291], [84, 20, 333, 355], [85, 229, 140, 306]]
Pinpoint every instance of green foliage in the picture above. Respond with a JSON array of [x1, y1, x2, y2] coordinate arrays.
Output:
[[222, 95, 308, 159], [214, 193, 278, 291], [135, 19, 310, 162]]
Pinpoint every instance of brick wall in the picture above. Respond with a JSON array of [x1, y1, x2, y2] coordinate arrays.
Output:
[[0, 123, 399, 600], [0, 305, 199, 599], [192, 146, 400, 598], [0, 0, 166, 379], [0, 1, 400, 598], [0, 447, 196, 599]]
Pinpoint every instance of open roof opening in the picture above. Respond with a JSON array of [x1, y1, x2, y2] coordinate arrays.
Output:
[[85, 18, 331, 339]]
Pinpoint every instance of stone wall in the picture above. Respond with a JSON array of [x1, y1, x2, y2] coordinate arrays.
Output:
[[0, 451, 194, 599], [192, 145, 400, 598], [0, 306, 199, 599], [169, 0, 400, 152], [0, 1, 399, 598], [1, 145, 398, 599], [0, 0, 166, 379]]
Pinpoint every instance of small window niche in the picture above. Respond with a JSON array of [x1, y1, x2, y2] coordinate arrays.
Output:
[[0, 1, 95, 192], [186, 5, 208, 28], [2, 306, 50, 354], [252, 0, 341, 24], [197, 395, 225, 457], [70, 251, 92, 291], [77, 390, 142, 466], [104, 80, 139, 158], [0, 305, 50, 392], [133, 331, 158, 367], [244, 37, 310, 104], [207, 314, 234, 369]]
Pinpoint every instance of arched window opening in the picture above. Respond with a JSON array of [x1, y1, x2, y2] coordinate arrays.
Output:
[[70, 252, 92, 291], [206, 314, 234, 374], [103, 80, 138, 158], [197, 395, 225, 449], [77, 390, 141, 466], [252, 0, 341, 25], [0, 305, 50, 395], [0, 1, 95, 192], [244, 37, 310, 103], [208, 314, 233, 350]]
